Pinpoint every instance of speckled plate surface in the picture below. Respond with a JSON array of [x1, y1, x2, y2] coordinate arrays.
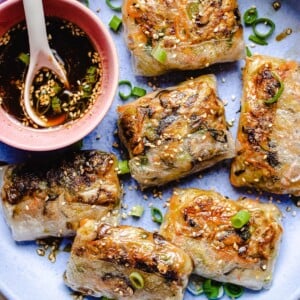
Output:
[[0, 0, 300, 299]]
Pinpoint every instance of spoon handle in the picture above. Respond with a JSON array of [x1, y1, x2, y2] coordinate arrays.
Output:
[[22, 0, 50, 56]]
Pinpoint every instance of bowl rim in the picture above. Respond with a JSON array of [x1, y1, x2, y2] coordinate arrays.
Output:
[[0, 0, 119, 151]]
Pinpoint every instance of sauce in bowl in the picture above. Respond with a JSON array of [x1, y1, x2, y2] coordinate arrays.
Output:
[[0, 17, 102, 128]]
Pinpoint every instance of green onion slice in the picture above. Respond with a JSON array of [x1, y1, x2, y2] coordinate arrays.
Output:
[[109, 15, 122, 32], [224, 283, 244, 299], [18, 52, 30, 65], [118, 80, 133, 100], [51, 97, 62, 114], [118, 160, 130, 175], [106, 0, 122, 11], [264, 73, 284, 104], [130, 205, 144, 217], [243, 7, 258, 25], [151, 207, 163, 224], [187, 275, 204, 296], [231, 210, 250, 229], [246, 46, 252, 57], [132, 86, 147, 98], [252, 18, 275, 39], [203, 279, 224, 300], [249, 34, 268, 45], [151, 44, 167, 64], [129, 272, 144, 289]]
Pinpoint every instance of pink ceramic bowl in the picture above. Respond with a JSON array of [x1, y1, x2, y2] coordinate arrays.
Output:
[[0, 0, 118, 151]]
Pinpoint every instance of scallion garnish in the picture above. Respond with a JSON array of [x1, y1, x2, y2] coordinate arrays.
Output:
[[264, 73, 284, 104], [109, 15, 122, 32], [231, 210, 250, 229], [129, 272, 144, 289], [118, 160, 130, 175], [129, 205, 144, 217], [51, 97, 62, 114], [105, 0, 122, 12], [248, 34, 268, 45], [203, 279, 224, 300], [246, 46, 252, 57], [243, 7, 258, 25], [132, 86, 147, 98], [18, 52, 29, 65], [151, 207, 163, 224], [252, 18, 275, 39], [224, 283, 244, 299], [118, 80, 133, 100], [151, 44, 167, 64]]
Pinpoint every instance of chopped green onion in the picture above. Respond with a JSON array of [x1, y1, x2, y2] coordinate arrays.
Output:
[[203, 279, 224, 300], [187, 275, 204, 296], [252, 18, 275, 39], [129, 205, 144, 217], [151, 44, 167, 64], [132, 86, 147, 98], [118, 80, 132, 100], [264, 73, 284, 104], [186, 2, 199, 19], [231, 210, 250, 229], [246, 46, 252, 57], [118, 160, 130, 175], [83, 0, 89, 7], [109, 15, 122, 32], [243, 7, 258, 25], [129, 272, 144, 289], [106, 0, 122, 12], [224, 283, 244, 299], [249, 34, 268, 45], [151, 207, 163, 224], [51, 97, 62, 114], [18, 52, 29, 65]]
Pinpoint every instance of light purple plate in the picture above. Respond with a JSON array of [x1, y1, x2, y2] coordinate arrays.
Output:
[[0, 0, 300, 299]]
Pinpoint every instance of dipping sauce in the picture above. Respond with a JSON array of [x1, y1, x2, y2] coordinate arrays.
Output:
[[0, 17, 102, 128]]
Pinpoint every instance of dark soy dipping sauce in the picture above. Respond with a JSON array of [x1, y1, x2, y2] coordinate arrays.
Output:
[[0, 17, 102, 128]]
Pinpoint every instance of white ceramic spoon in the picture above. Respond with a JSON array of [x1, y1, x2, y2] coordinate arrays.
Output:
[[22, 0, 69, 127]]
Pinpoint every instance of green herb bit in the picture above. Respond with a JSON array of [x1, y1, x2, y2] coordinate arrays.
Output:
[[231, 210, 250, 229], [118, 160, 130, 175], [129, 272, 144, 289], [151, 207, 163, 224], [51, 97, 62, 114], [132, 86, 147, 98], [186, 2, 199, 19], [252, 18, 275, 39], [106, 0, 122, 12], [264, 73, 284, 104], [109, 15, 122, 32], [83, 0, 89, 7], [151, 44, 167, 64], [224, 283, 244, 299], [249, 34, 268, 45], [118, 80, 133, 100], [246, 46, 252, 57], [129, 205, 144, 218], [18, 52, 30, 65], [243, 7, 258, 25], [203, 279, 224, 300]]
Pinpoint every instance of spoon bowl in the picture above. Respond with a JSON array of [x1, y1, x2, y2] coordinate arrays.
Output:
[[0, 0, 118, 151], [22, 0, 69, 127]]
